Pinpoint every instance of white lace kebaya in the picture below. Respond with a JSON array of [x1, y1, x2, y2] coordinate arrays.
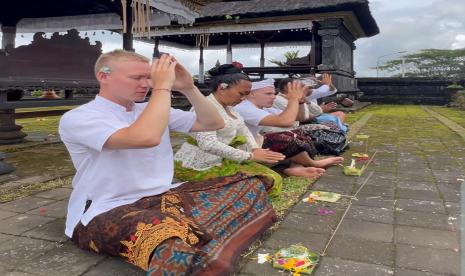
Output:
[[174, 94, 258, 171]]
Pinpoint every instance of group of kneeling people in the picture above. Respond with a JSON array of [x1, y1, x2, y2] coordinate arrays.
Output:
[[174, 63, 348, 196], [59, 51, 349, 276]]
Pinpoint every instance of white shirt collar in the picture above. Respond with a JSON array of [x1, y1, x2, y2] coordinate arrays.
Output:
[[94, 95, 134, 112]]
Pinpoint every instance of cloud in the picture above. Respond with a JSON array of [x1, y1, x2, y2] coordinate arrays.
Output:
[[355, 0, 465, 76], [452, 34, 465, 49]]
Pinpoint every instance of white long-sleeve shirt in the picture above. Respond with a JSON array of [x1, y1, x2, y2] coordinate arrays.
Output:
[[272, 93, 322, 121], [307, 85, 338, 104]]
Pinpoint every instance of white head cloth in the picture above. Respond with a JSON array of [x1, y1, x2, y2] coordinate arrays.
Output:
[[251, 78, 275, 91]]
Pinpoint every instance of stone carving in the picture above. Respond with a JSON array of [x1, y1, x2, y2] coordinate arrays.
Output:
[[0, 29, 102, 81]]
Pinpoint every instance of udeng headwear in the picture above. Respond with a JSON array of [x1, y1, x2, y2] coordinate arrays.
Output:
[[251, 78, 275, 91]]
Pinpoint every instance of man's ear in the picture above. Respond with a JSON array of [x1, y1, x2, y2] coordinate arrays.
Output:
[[96, 71, 109, 82], [247, 91, 255, 99]]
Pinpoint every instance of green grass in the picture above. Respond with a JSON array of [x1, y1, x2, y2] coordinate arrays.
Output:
[[429, 106, 465, 129], [345, 110, 367, 125], [13, 105, 80, 136], [16, 105, 78, 113], [0, 176, 72, 203], [14, 106, 78, 135], [348, 104, 429, 118], [17, 116, 61, 134], [271, 176, 315, 217]]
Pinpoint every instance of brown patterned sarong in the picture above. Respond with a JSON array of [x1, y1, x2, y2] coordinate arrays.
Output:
[[262, 124, 347, 158], [71, 173, 277, 275], [263, 128, 318, 158]]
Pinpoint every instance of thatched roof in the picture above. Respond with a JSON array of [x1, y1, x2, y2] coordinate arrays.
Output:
[[199, 0, 379, 37], [0, 0, 228, 26]]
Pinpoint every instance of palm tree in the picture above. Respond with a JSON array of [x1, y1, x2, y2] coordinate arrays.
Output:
[[269, 50, 301, 77], [269, 50, 300, 66]]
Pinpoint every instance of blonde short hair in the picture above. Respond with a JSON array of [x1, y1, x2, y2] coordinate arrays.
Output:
[[94, 49, 150, 76]]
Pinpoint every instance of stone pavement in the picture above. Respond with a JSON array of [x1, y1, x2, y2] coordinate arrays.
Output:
[[239, 106, 464, 276], [0, 105, 463, 275]]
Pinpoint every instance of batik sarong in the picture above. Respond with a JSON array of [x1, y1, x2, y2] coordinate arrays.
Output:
[[262, 124, 347, 157], [262, 127, 318, 158], [71, 173, 277, 276]]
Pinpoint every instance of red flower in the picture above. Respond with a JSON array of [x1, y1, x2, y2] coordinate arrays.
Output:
[[130, 234, 137, 242], [151, 218, 161, 225], [231, 61, 243, 69], [295, 260, 306, 267]]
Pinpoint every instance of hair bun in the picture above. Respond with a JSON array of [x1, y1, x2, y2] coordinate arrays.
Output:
[[208, 64, 243, 76]]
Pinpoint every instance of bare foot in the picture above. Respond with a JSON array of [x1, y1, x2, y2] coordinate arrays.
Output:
[[312, 157, 344, 168], [284, 166, 326, 180]]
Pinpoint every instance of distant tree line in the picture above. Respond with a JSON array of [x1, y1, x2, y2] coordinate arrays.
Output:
[[379, 48, 465, 79]]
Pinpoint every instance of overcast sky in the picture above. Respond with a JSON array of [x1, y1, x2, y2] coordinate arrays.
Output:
[[354, 0, 465, 76], [3, 0, 465, 77]]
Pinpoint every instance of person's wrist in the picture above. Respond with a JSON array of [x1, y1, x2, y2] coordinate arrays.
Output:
[[179, 86, 197, 94], [248, 151, 254, 160], [288, 96, 300, 101], [152, 82, 172, 90], [152, 88, 171, 93]]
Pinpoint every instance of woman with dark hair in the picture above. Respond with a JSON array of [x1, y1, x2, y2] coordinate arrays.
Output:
[[174, 63, 285, 197]]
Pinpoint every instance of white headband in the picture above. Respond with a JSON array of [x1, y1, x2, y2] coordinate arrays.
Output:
[[251, 78, 275, 91]]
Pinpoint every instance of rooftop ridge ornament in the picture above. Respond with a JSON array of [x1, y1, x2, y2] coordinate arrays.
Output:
[[196, 33, 210, 48], [121, 0, 151, 37]]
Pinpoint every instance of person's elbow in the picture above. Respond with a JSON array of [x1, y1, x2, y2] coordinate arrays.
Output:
[[279, 116, 297, 127], [104, 130, 162, 149], [260, 115, 295, 128], [281, 121, 296, 127], [203, 118, 225, 131], [212, 118, 225, 130], [131, 135, 162, 148], [191, 118, 225, 132], [270, 119, 295, 128]]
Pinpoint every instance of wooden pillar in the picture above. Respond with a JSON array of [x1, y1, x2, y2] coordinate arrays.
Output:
[[1, 25, 16, 50], [226, 34, 232, 63], [64, 89, 74, 99], [310, 21, 322, 74], [122, 0, 134, 51], [153, 37, 160, 58], [199, 46, 205, 84], [351, 42, 356, 75], [260, 40, 265, 67], [260, 40, 265, 79]]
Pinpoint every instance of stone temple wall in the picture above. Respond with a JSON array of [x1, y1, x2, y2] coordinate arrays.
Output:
[[357, 78, 465, 104]]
